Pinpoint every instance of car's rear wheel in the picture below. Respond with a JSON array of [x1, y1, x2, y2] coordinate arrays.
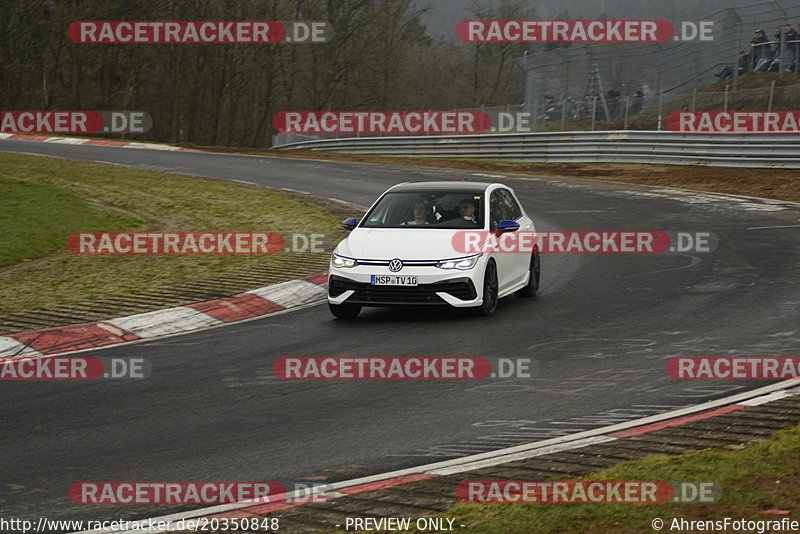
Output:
[[329, 302, 361, 319], [474, 260, 499, 316], [515, 248, 541, 297]]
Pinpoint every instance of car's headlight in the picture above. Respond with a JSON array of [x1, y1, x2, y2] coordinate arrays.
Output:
[[436, 254, 482, 270], [331, 253, 358, 268]]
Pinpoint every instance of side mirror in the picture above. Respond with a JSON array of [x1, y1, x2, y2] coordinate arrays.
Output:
[[342, 217, 358, 230], [497, 220, 520, 232]]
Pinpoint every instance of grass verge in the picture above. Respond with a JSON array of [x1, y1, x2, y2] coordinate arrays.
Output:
[[0, 177, 139, 266], [0, 152, 340, 315]]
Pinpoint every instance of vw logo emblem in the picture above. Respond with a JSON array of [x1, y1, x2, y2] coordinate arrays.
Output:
[[388, 258, 403, 272]]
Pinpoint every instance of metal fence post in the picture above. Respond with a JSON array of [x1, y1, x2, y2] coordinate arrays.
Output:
[[691, 88, 697, 112], [731, 80, 735, 109], [775, 0, 788, 77], [624, 95, 629, 130], [562, 52, 571, 132], [723, 85, 729, 112], [731, 8, 743, 91], [768, 80, 776, 111], [657, 91, 664, 131], [591, 96, 597, 131]]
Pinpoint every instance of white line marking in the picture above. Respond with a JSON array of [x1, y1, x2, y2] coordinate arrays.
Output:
[[747, 224, 800, 230], [247, 280, 327, 307], [96, 323, 126, 337], [26, 299, 326, 359], [0, 337, 42, 358], [105, 307, 221, 339], [43, 137, 89, 145], [123, 142, 180, 151], [427, 435, 617, 476], [738, 391, 791, 406]]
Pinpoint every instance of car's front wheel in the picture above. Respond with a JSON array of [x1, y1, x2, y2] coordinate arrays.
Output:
[[474, 260, 499, 316], [515, 248, 541, 297], [329, 302, 361, 319]]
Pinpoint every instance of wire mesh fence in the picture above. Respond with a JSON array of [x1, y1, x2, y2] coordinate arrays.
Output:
[[272, 0, 800, 146], [272, 78, 800, 145]]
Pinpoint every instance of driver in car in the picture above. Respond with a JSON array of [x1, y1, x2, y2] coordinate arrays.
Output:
[[403, 200, 430, 226], [458, 199, 478, 223], [403, 200, 430, 225]]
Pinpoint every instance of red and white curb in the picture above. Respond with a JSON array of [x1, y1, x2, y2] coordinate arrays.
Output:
[[0, 132, 201, 152], [72, 379, 800, 534], [0, 272, 328, 358]]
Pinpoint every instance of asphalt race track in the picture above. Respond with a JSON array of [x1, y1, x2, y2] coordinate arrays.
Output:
[[1, 139, 799, 524]]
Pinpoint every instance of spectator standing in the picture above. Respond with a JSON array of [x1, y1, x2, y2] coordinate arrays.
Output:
[[629, 90, 644, 114], [750, 29, 771, 71], [540, 92, 560, 121], [606, 89, 621, 119], [768, 27, 783, 71], [784, 24, 799, 71], [576, 95, 593, 121]]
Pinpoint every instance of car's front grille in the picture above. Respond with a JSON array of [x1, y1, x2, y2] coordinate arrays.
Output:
[[329, 276, 476, 305]]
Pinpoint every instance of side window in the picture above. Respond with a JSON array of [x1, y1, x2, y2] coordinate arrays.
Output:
[[490, 190, 510, 231], [499, 189, 522, 220]]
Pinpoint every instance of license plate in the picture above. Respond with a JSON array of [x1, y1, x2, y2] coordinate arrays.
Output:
[[370, 275, 418, 286]]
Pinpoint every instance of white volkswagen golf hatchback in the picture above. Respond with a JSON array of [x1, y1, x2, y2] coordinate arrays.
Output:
[[327, 182, 540, 318]]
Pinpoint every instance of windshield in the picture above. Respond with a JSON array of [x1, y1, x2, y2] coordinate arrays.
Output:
[[361, 191, 485, 229]]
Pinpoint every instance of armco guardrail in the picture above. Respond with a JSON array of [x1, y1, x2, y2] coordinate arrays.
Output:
[[272, 131, 800, 169]]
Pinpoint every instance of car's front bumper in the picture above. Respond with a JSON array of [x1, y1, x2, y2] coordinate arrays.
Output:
[[327, 264, 483, 307]]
